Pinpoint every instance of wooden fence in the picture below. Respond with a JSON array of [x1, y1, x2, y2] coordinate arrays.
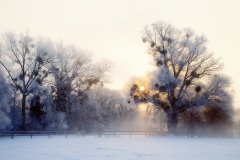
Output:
[[1, 130, 239, 139], [0, 131, 168, 139]]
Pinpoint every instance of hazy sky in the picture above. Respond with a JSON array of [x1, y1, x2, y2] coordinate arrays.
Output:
[[0, 0, 240, 108]]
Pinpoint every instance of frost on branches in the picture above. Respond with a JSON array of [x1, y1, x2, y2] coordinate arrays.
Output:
[[0, 32, 54, 130], [130, 21, 233, 136], [0, 69, 11, 130]]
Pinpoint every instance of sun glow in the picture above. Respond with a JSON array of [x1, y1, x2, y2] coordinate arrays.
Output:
[[139, 104, 147, 112], [140, 86, 145, 91]]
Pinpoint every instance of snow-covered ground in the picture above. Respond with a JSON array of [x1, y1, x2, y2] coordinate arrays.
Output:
[[0, 135, 240, 160]]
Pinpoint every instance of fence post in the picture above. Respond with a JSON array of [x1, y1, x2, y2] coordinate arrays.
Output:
[[98, 131, 101, 138], [114, 131, 116, 137], [11, 131, 13, 139], [130, 132, 131, 138]]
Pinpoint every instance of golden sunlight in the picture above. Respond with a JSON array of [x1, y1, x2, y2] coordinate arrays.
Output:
[[139, 104, 147, 112], [140, 86, 145, 91]]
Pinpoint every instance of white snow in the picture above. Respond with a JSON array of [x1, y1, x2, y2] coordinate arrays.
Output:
[[0, 135, 239, 160]]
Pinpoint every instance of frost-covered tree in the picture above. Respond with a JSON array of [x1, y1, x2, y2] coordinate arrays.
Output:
[[129, 21, 233, 135], [32, 86, 68, 131], [70, 98, 104, 131], [28, 94, 48, 130], [203, 106, 233, 136], [49, 43, 112, 120], [0, 68, 12, 130], [0, 32, 54, 130], [91, 86, 136, 130], [8, 85, 22, 131]]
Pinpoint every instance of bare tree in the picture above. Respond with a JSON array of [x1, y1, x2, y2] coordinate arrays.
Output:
[[0, 32, 54, 130], [129, 21, 233, 135]]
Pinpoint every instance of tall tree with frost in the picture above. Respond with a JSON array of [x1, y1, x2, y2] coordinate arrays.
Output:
[[0, 32, 54, 130], [129, 21, 233, 135], [0, 68, 12, 130]]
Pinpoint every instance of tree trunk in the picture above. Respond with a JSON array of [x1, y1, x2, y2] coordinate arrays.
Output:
[[21, 95, 27, 130], [188, 110, 196, 137], [167, 110, 179, 135], [188, 121, 195, 137]]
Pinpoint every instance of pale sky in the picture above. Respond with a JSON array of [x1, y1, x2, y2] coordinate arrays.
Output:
[[0, 0, 240, 108]]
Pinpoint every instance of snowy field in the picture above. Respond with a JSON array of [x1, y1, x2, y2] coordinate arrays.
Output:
[[0, 135, 240, 160]]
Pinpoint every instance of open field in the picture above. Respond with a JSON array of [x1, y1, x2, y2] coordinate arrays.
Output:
[[0, 135, 240, 160]]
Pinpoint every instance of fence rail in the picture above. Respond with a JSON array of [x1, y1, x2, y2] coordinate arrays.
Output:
[[0, 131, 168, 139], [1, 131, 239, 139]]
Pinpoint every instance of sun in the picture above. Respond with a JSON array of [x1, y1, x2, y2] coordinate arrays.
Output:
[[140, 86, 145, 91]]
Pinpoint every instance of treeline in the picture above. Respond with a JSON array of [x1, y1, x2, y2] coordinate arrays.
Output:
[[0, 29, 239, 137], [0, 32, 136, 131]]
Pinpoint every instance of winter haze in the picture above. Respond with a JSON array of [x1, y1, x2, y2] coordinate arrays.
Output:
[[0, 1, 240, 159], [0, 0, 239, 108]]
